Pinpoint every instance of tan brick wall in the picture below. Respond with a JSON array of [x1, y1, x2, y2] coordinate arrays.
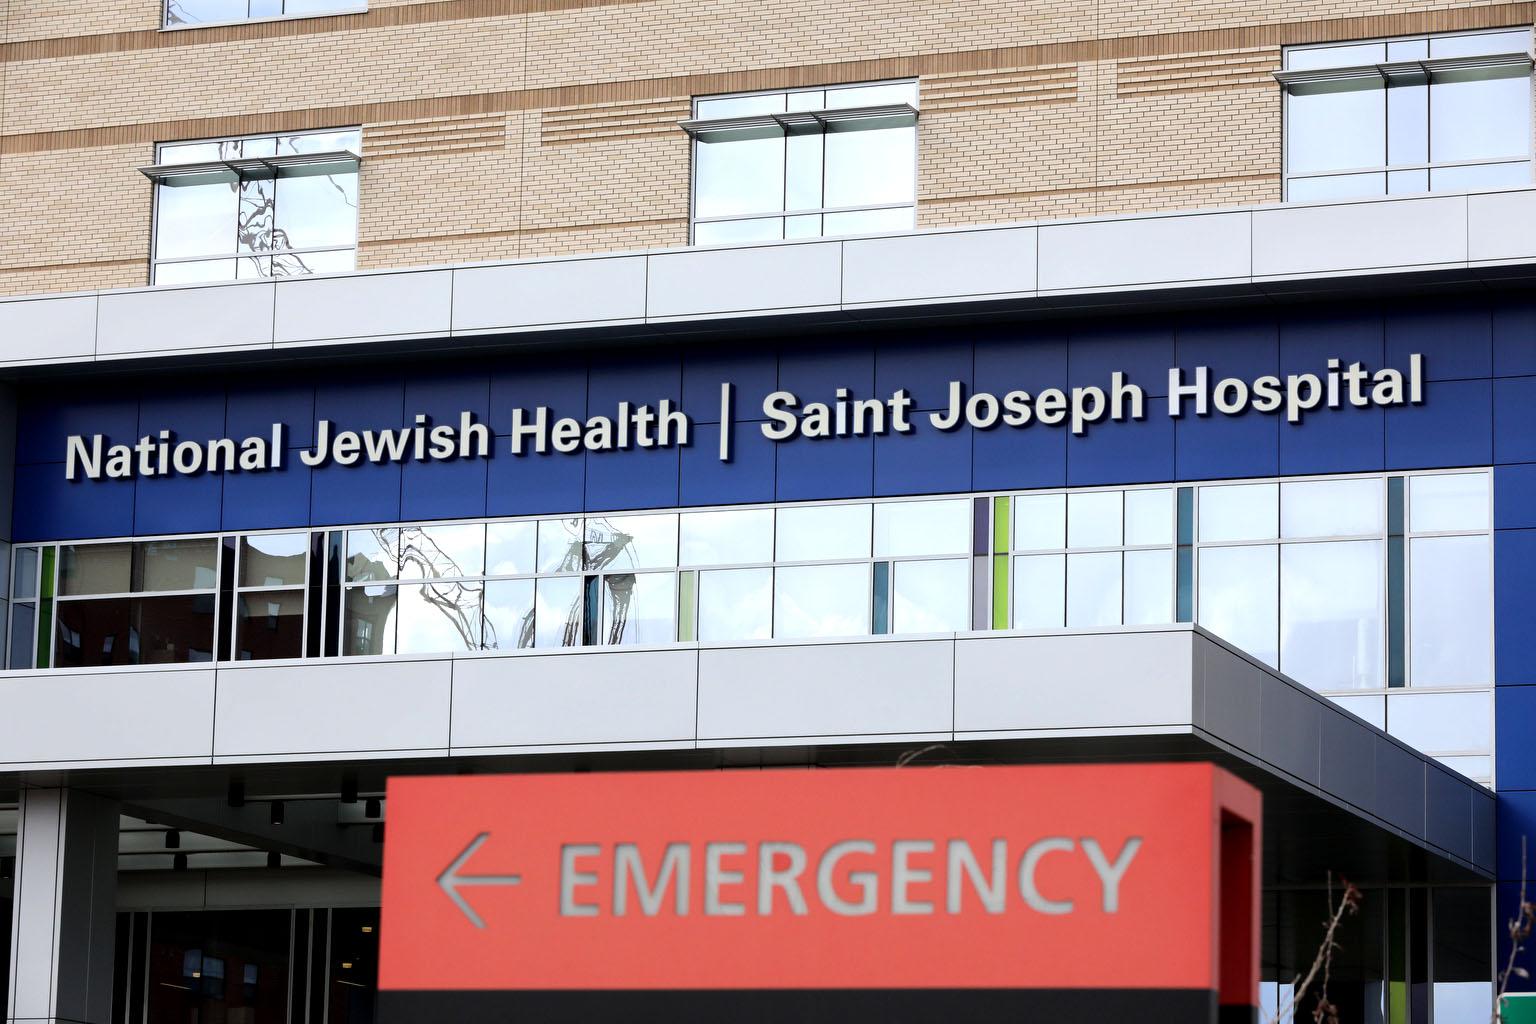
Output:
[[0, 0, 1533, 296]]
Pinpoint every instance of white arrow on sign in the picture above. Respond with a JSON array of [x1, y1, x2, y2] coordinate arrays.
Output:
[[437, 832, 522, 928]]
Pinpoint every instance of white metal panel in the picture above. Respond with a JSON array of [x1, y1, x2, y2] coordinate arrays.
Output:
[[450, 648, 698, 749], [1038, 212, 1251, 291], [0, 669, 215, 766], [272, 269, 453, 345], [954, 630, 1194, 732], [97, 281, 275, 356], [452, 256, 647, 332], [841, 228, 1037, 305], [645, 241, 842, 319], [1468, 188, 1536, 263], [0, 294, 97, 363], [1252, 195, 1468, 277], [697, 638, 953, 741], [212, 658, 452, 757]]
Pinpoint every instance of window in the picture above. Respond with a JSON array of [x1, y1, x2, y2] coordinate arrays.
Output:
[[686, 82, 918, 244], [1282, 29, 1533, 200], [146, 129, 360, 285], [165, 0, 366, 28]]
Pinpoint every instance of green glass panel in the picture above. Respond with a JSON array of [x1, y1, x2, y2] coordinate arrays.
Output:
[[37, 548, 55, 668], [872, 561, 891, 635], [992, 496, 1010, 555], [991, 554, 1009, 630], [1387, 477, 1406, 687], [677, 571, 697, 643], [40, 547, 56, 600]]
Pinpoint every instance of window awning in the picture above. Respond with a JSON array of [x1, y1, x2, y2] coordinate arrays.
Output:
[[679, 103, 918, 140], [1273, 50, 1533, 85], [138, 149, 361, 184]]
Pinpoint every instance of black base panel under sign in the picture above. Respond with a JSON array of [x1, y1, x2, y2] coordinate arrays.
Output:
[[380, 988, 1247, 1023]]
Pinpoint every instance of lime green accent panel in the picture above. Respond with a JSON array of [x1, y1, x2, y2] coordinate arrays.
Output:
[[991, 554, 1009, 630], [991, 496, 1009, 554]]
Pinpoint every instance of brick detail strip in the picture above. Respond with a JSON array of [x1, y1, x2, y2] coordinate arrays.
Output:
[[921, 66, 1079, 113], [539, 98, 691, 146], [1116, 49, 1281, 97], [365, 114, 508, 159]]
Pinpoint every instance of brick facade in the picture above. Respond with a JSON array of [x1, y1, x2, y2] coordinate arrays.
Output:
[[0, 0, 1531, 295]]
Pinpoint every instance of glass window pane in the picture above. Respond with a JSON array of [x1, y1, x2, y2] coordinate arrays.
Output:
[[134, 594, 216, 664], [826, 82, 919, 108], [1430, 161, 1532, 192], [1124, 489, 1173, 546], [483, 579, 535, 651], [1430, 29, 1531, 58], [823, 125, 915, 208], [272, 248, 354, 277], [536, 518, 584, 573], [874, 499, 970, 557], [773, 563, 870, 639], [534, 576, 583, 648], [238, 533, 307, 588], [1198, 545, 1279, 667], [237, 178, 275, 254], [343, 585, 396, 656], [346, 529, 398, 582], [1280, 540, 1384, 690], [164, 0, 250, 25], [890, 558, 968, 634], [1410, 473, 1489, 532], [693, 217, 784, 245], [485, 522, 537, 576], [585, 514, 678, 571], [680, 508, 774, 566], [1430, 66, 1531, 163], [143, 910, 292, 1022], [277, 129, 362, 155], [1286, 42, 1386, 70], [1287, 171, 1387, 201], [1124, 548, 1174, 625], [159, 142, 227, 164], [136, 539, 218, 592], [600, 571, 675, 645], [822, 206, 914, 236], [1387, 690, 1490, 753], [156, 178, 239, 259], [9, 603, 35, 670], [1411, 535, 1491, 686], [55, 597, 131, 667], [59, 543, 132, 596], [155, 258, 238, 285], [1067, 491, 1123, 548], [786, 134, 824, 211], [785, 90, 827, 112], [1199, 483, 1278, 542], [695, 94, 787, 118], [785, 214, 823, 238], [1067, 551, 1122, 628], [1015, 493, 1066, 550], [397, 580, 483, 654], [398, 524, 484, 580], [1386, 39, 1429, 62], [1387, 168, 1430, 194], [697, 568, 772, 642], [11, 547, 37, 600], [1012, 554, 1065, 629], [1281, 477, 1383, 538], [1435, 754, 1490, 780], [693, 134, 786, 218], [1387, 79, 1428, 165], [234, 590, 305, 661], [776, 504, 871, 561], [274, 166, 359, 250], [1287, 79, 1386, 174]]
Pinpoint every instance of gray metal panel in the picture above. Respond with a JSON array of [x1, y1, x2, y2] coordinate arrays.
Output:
[[452, 256, 647, 332], [1469, 188, 1536, 263], [1320, 704, 1377, 813], [451, 648, 697, 748], [0, 669, 215, 766], [1259, 673, 1321, 786], [1197, 640, 1263, 753], [1252, 195, 1468, 277], [1473, 790, 1497, 871], [272, 268, 454, 345], [0, 293, 97, 363], [1375, 736, 1427, 839], [1327, 693, 1386, 730], [1038, 211, 1251, 291], [954, 630, 1194, 733], [211, 658, 452, 758], [841, 227, 1036, 305], [645, 241, 842, 319], [697, 639, 953, 741], [97, 281, 275, 356], [1425, 765, 1473, 862]]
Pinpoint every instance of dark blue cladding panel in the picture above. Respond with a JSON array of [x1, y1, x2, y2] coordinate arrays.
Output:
[[1384, 379, 1491, 470], [874, 425, 972, 496], [489, 361, 588, 427], [972, 421, 1067, 491], [13, 465, 134, 541], [1278, 403, 1385, 476], [1498, 792, 1536, 879], [1497, 528, 1536, 685], [139, 391, 227, 442], [589, 353, 682, 416], [486, 450, 585, 517], [1497, 464, 1536, 530], [1385, 303, 1492, 381], [585, 444, 680, 512], [974, 329, 1068, 393], [778, 345, 875, 403], [226, 384, 316, 450], [221, 460, 312, 532], [682, 351, 777, 424], [1495, 377, 1536, 465], [1069, 413, 1174, 487], [401, 456, 489, 522], [1175, 410, 1279, 481], [1280, 311, 1384, 376], [1495, 301, 1536, 377], [1070, 324, 1175, 397], [1175, 318, 1279, 380], [17, 393, 138, 466], [1497, 685, 1536, 789], [404, 373, 491, 427], [134, 470, 221, 536], [314, 379, 406, 434], [310, 459, 401, 526], [875, 338, 972, 413], [680, 424, 775, 506], [776, 435, 874, 501]]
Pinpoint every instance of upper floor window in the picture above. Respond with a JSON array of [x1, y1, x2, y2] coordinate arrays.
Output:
[[165, 0, 365, 28], [684, 82, 918, 245], [1281, 29, 1533, 201], [144, 129, 360, 286]]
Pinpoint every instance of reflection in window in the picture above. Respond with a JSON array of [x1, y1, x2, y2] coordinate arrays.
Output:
[[776, 504, 872, 562], [1280, 540, 1383, 689], [874, 500, 970, 557], [236, 591, 304, 661], [343, 586, 396, 657], [680, 508, 774, 566], [774, 563, 869, 639], [396, 580, 484, 654], [146, 911, 290, 1022], [1199, 545, 1279, 668], [151, 130, 359, 285], [1410, 535, 1491, 686], [601, 572, 675, 645], [1013, 554, 1065, 629], [890, 559, 969, 634], [165, 0, 366, 25], [534, 576, 583, 648], [697, 569, 772, 642], [483, 579, 535, 650], [691, 82, 917, 244], [1410, 472, 1489, 532]]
